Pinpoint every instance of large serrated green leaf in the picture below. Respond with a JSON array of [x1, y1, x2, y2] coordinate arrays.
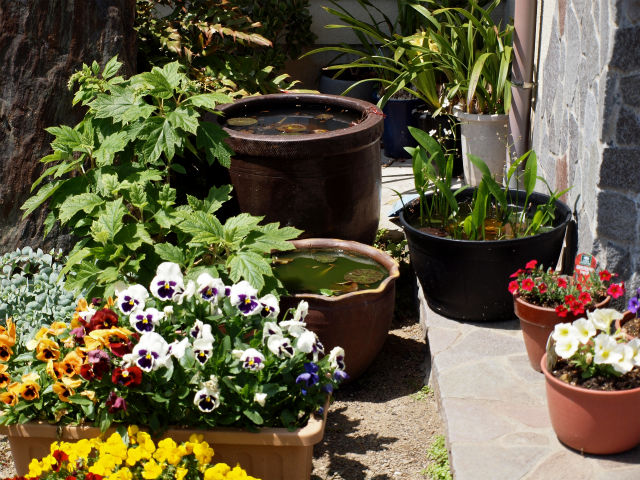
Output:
[[129, 183, 147, 210], [223, 213, 264, 243], [196, 122, 232, 167], [167, 107, 200, 135], [246, 223, 301, 253], [185, 93, 232, 110], [91, 89, 155, 125], [94, 131, 128, 166], [115, 223, 152, 250], [102, 56, 122, 80], [21, 181, 63, 218], [90, 198, 126, 244], [226, 251, 271, 291], [154, 243, 186, 265], [177, 211, 224, 245], [58, 193, 104, 224], [46, 125, 84, 154], [142, 118, 179, 163]]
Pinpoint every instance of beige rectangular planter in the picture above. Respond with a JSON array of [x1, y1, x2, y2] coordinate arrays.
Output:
[[0, 410, 327, 480]]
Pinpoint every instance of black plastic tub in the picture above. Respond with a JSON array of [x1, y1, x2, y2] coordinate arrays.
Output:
[[399, 189, 572, 322]]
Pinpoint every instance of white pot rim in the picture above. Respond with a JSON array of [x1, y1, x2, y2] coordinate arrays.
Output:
[[452, 106, 508, 122]]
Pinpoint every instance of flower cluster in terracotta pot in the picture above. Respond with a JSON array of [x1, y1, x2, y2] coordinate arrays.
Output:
[[508, 260, 625, 317], [548, 308, 640, 384], [23, 427, 258, 480], [0, 262, 346, 433]]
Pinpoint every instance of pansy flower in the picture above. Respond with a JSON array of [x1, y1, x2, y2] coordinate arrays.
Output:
[[259, 294, 280, 319], [168, 338, 190, 359], [230, 281, 260, 316], [150, 262, 184, 301], [52, 377, 83, 402], [106, 391, 127, 413], [115, 284, 149, 315], [59, 350, 84, 377], [127, 332, 170, 372], [193, 385, 220, 413], [19, 379, 40, 401], [296, 330, 324, 361], [0, 318, 16, 350], [262, 322, 283, 343], [0, 382, 21, 406], [0, 364, 10, 388], [35, 338, 61, 362], [292, 301, 309, 322], [190, 320, 213, 341], [328, 346, 346, 371], [295, 362, 320, 395], [129, 308, 164, 334], [196, 273, 226, 303], [193, 338, 214, 365], [240, 348, 265, 371], [280, 319, 307, 338], [266, 334, 295, 358], [87, 308, 119, 332], [112, 366, 143, 387]]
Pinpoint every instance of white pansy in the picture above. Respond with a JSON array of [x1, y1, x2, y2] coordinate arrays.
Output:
[[190, 319, 214, 342], [259, 294, 280, 319], [611, 343, 635, 374], [587, 308, 623, 334], [593, 333, 623, 365], [296, 330, 324, 360], [116, 284, 149, 315], [572, 317, 596, 344], [168, 338, 190, 359], [150, 262, 184, 301], [230, 281, 261, 316], [128, 308, 164, 334], [196, 273, 226, 303], [554, 337, 579, 359], [262, 322, 283, 344], [175, 280, 196, 305], [267, 334, 295, 358], [163, 305, 174, 316], [193, 384, 220, 413], [292, 300, 309, 322], [193, 337, 214, 364], [328, 346, 346, 371], [131, 332, 171, 372], [254, 392, 267, 407], [240, 348, 266, 371], [280, 319, 307, 338], [231, 349, 244, 359]]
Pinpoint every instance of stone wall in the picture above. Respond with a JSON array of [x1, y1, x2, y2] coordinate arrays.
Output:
[[531, 0, 640, 290]]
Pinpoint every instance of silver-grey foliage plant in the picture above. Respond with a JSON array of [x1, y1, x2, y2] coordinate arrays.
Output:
[[0, 247, 76, 343]]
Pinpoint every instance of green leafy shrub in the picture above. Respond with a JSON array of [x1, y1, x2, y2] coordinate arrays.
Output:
[[22, 57, 301, 299], [135, 0, 314, 96], [0, 247, 76, 343], [423, 435, 452, 480]]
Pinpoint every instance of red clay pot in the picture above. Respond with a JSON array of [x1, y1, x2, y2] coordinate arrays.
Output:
[[279, 238, 399, 382], [614, 310, 638, 340], [541, 353, 640, 454], [514, 295, 610, 372]]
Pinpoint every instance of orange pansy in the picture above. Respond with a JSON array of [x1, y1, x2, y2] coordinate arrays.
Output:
[[60, 349, 84, 376], [35, 338, 61, 362], [19, 380, 40, 401], [0, 364, 10, 388], [0, 382, 20, 406], [0, 318, 16, 347]]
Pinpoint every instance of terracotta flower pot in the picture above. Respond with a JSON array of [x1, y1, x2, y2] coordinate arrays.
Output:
[[514, 295, 610, 372], [279, 238, 400, 382], [615, 310, 638, 340], [541, 353, 640, 454], [0, 407, 327, 480]]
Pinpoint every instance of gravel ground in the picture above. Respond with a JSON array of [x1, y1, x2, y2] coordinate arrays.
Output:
[[0, 295, 443, 480], [311, 316, 444, 480]]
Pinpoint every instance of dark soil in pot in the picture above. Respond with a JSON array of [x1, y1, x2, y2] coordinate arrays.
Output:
[[552, 359, 640, 391], [399, 189, 572, 322]]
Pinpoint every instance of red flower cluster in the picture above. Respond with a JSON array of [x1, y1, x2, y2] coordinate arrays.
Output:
[[509, 259, 624, 317]]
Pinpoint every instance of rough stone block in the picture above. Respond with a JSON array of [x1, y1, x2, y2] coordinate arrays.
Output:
[[615, 106, 640, 146], [599, 147, 640, 193], [621, 0, 640, 26], [601, 74, 620, 143], [599, 0, 610, 67], [451, 444, 551, 480], [564, 7, 581, 97], [593, 239, 632, 280], [620, 74, 640, 107], [583, 90, 598, 142], [611, 26, 640, 73], [595, 191, 637, 244]]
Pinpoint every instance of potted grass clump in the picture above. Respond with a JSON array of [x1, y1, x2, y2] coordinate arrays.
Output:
[[543, 308, 640, 454], [398, 127, 572, 322], [0, 262, 347, 479], [509, 260, 624, 371]]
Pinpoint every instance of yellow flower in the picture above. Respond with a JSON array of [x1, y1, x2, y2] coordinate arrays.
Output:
[[0, 382, 21, 406], [192, 441, 214, 465], [408, 31, 426, 48], [19, 380, 40, 401], [0, 363, 10, 388], [60, 349, 85, 376], [137, 432, 156, 458], [204, 464, 230, 480], [27, 458, 42, 477], [102, 432, 128, 462], [0, 318, 16, 348], [126, 445, 144, 466], [35, 338, 61, 361], [48, 321, 69, 336], [127, 425, 139, 441], [108, 467, 133, 480], [26, 326, 50, 351], [175, 467, 189, 480], [142, 458, 163, 480], [52, 376, 83, 402]]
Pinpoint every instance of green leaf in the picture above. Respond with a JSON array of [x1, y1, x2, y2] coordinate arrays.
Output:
[[467, 52, 493, 109], [153, 209, 176, 229], [246, 223, 301, 253], [523, 151, 538, 197], [46, 125, 84, 154], [177, 211, 224, 244], [129, 183, 148, 210], [170, 163, 187, 174], [158, 184, 177, 208], [90, 198, 126, 244], [223, 213, 264, 243], [167, 107, 200, 135], [102, 56, 122, 80], [97, 173, 121, 198], [58, 193, 104, 224], [115, 223, 153, 250], [154, 243, 186, 265], [196, 122, 232, 168], [243, 409, 264, 425], [136, 64, 179, 99], [142, 118, 179, 163], [97, 266, 120, 284], [91, 89, 156, 124], [94, 131, 128, 166], [227, 251, 271, 291], [184, 93, 233, 109], [21, 181, 63, 218]]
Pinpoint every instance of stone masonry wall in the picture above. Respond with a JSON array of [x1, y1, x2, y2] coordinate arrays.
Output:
[[531, 0, 640, 292]]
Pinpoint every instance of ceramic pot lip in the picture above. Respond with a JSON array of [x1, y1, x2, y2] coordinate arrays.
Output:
[[514, 294, 611, 315], [452, 105, 508, 122], [216, 93, 384, 143], [283, 238, 400, 302], [540, 353, 640, 396], [399, 190, 572, 247]]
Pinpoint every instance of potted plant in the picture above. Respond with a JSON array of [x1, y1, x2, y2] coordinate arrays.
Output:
[[20, 429, 259, 480], [0, 262, 347, 479], [542, 308, 640, 454], [398, 127, 572, 321], [509, 260, 624, 371]]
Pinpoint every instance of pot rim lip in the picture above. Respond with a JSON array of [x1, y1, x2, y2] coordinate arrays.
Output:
[[279, 238, 400, 302], [452, 105, 508, 121], [398, 189, 572, 246], [216, 93, 383, 143], [514, 294, 611, 314], [540, 353, 640, 395]]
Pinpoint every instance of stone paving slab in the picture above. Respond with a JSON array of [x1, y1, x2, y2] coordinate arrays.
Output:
[[420, 292, 640, 479]]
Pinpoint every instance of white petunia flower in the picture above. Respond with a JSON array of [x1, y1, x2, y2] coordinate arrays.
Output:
[[628, 338, 640, 367], [116, 284, 149, 315], [551, 323, 578, 343], [593, 333, 623, 366], [611, 343, 635, 374], [587, 308, 623, 334], [554, 337, 579, 359], [150, 262, 184, 301], [572, 318, 596, 344]]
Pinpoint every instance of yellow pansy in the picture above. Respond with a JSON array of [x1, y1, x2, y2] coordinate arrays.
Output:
[[108, 467, 133, 480], [19, 380, 40, 401], [0, 382, 21, 406], [192, 441, 214, 465], [0, 318, 16, 348], [142, 458, 163, 480], [27, 458, 42, 477], [48, 321, 69, 336], [175, 467, 189, 480], [26, 326, 50, 351], [35, 338, 61, 361], [204, 464, 230, 480], [0, 363, 10, 388]]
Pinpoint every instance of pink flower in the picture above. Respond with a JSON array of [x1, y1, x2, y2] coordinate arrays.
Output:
[[521, 278, 535, 292], [607, 283, 625, 299], [556, 277, 568, 289], [555, 305, 568, 317], [538, 282, 548, 294], [525, 260, 538, 270], [510, 269, 524, 278], [599, 270, 612, 282], [508, 280, 519, 294]]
